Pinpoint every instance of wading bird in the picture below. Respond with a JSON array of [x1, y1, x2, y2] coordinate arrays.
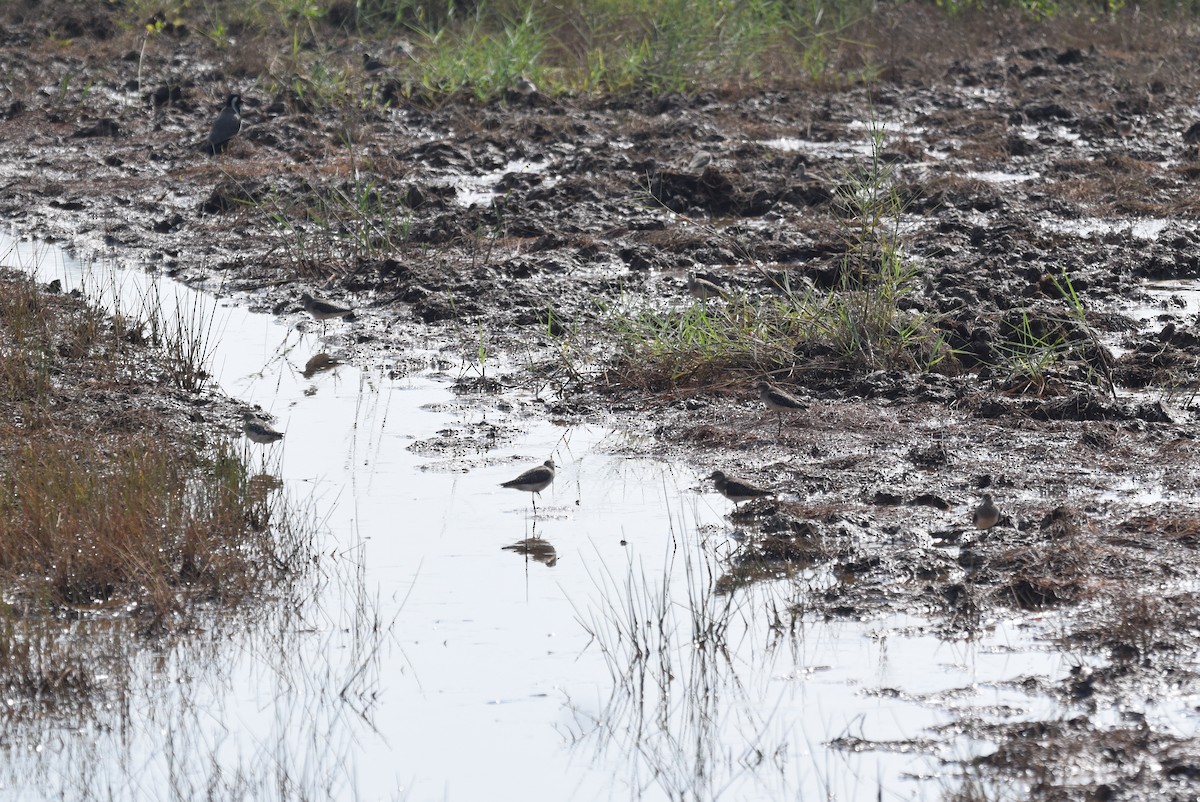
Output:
[[501, 459, 556, 514], [708, 470, 771, 506], [686, 273, 728, 302], [243, 412, 284, 444], [301, 292, 354, 335]]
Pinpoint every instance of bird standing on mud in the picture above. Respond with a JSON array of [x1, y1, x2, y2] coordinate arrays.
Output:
[[708, 470, 772, 506], [973, 493, 1000, 529], [514, 75, 538, 97], [686, 273, 728, 302], [205, 93, 242, 155], [758, 380, 805, 438], [501, 459, 556, 513]]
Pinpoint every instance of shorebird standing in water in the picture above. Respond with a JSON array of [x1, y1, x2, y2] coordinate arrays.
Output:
[[242, 412, 284, 444], [708, 470, 772, 506], [501, 459, 556, 514], [301, 292, 354, 335], [757, 380, 805, 438], [205, 93, 242, 155], [973, 493, 1000, 530], [686, 273, 728, 302]]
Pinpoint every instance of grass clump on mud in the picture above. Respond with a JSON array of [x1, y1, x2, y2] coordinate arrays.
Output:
[[97, 0, 1181, 107], [0, 270, 306, 712], [258, 171, 419, 275], [590, 132, 1114, 399], [992, 273, 1115, 397], [111, 0, 867, 98], [598, 132, 953, 391]]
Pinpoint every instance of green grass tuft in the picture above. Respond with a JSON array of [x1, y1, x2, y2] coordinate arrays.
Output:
[[590, 125, 953, 392]]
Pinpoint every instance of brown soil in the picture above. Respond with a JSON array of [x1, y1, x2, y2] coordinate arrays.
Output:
[[4, 5, 1200, 798]]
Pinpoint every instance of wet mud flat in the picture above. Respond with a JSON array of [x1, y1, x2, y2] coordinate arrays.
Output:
[[5, 7, 1200, 797]]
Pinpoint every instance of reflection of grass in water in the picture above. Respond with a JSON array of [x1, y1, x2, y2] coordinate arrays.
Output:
[[0, 523, 396, 800], [566, 519, 814, 800]]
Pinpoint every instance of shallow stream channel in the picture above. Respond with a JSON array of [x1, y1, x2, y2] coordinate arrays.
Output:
[[2, 231, 1116, 801]]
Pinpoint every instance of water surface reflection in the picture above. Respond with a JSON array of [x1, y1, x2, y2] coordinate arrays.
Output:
[[0, 233, 1074, 801]]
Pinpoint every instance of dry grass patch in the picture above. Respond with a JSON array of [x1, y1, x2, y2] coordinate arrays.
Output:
[[0, 268, 307, 711]]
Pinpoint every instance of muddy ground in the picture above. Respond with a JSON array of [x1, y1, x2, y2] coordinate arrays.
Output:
[[5, 6, 1200, 798]]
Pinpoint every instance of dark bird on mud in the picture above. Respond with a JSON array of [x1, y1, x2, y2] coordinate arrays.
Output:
[[758, 380, 806, 438], [301, 292, 354, 334], [243, 412, 284, 445], [686, 273, 728, 302], [973, 493, 1000, 530], [148, 84, 182, 109], [708, 470, 772, 505], [501, 459, 556, 514], [362, 52, 387, 73], [204, 93, 242, 155]]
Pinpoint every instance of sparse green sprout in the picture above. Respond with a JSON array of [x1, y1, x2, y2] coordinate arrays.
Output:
[[995, 272, 1113, 396]]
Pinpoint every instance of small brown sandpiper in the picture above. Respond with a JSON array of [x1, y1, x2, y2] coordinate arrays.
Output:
[[973, 493, 1000, 530], [301, 292, 354, 334], [501, 458, 556, 513], [708, 470, 772, 505], [686, 273, 728, 302], [242, 412, 284, 444], [687, 150, 713, 171], [757, 380, 805, 438], [514, 75, 538, 96]]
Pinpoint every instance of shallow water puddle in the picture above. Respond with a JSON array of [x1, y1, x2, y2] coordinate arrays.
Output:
[[449, 158, 554, 207], [1, 231, 1093, 800], [758, 121, 931, 162], [964, 170, 1039, 184], [1128, 278, 1200, 324], [1040, 216, 1185, 241], [1108, 278, 1200, 379], [760, 136, 877, 159]]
